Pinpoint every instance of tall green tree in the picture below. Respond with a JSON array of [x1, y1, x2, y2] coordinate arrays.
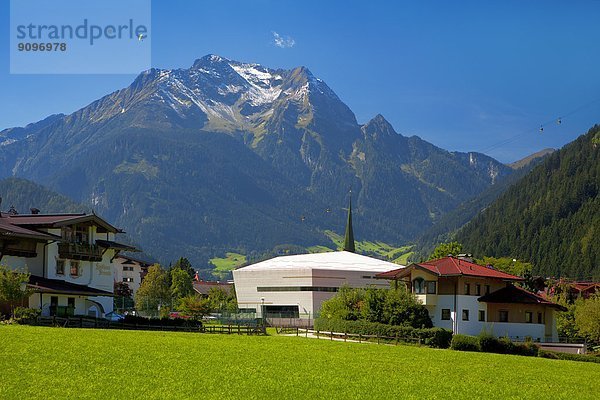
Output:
[[0, 264, 31, 317], [574, 294, 600, 343], [207, 287, 237, 313], [429, 242, 463, 260], [135, 264, 170, 317], [171, 257, 195, 279], [170, 267, 194, 301], [113, 281, 134, 312]]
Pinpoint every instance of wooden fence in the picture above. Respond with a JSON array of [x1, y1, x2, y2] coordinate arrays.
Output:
[[277, 327, 424, 345], [32, 316, 266, 335]]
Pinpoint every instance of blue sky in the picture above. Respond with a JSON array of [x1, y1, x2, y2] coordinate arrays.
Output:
[[2, 0, 600, 162]]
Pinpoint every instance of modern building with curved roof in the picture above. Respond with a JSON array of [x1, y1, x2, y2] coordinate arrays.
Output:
[[233, 250, 402, 319]]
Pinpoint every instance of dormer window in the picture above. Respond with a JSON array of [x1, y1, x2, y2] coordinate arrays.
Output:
[[413, 278, 425, 294]]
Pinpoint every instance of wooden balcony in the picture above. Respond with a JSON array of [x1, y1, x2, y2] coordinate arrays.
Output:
[[58, 243, 103, 262]]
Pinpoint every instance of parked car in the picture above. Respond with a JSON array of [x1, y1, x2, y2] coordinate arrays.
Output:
[[169, 312, 191, 319], [105, 312, 124, 322]]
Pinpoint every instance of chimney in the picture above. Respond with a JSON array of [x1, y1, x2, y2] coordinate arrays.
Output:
[[30, 208, 40, 215], [8, 205, 18, 216], [194, 271, 200, 282]]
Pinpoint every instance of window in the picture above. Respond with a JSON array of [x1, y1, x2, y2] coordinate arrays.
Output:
[[123, 277, 134, 283], [485, 285, 491, 295], [464, 283, 471, 295], [525, 311, 533, 323], [462, 309, 469, 321], [475, 284, 481, 296], [56, 259, 65, 275], [68, 297, 75, 308], [70, 261, 80, 277], [74, 226, 88, 244], [499, 310, 509, 322], [413, 278, 425, 294], [441, 309, 451, 320], [426, 281, 437, 294], [123, 266, 134, 272], [478, 310, 485, 322], [537, 312, 543, 324]]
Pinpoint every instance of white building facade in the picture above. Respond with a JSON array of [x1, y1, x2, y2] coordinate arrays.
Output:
[[377, 257, 565, 342], [233, 251, 400, 318], [1, 211, 135, 318]]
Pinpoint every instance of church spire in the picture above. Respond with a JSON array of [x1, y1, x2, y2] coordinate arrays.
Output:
[[343, 192, 355, 253]]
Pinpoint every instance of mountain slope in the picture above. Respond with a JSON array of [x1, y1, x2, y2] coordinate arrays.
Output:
[[0, 55, 513, 266], [456, 125, 600, 279], [0, 177, 86, 214], [508, 148, 555, 170], [413, 150, 553, 259]]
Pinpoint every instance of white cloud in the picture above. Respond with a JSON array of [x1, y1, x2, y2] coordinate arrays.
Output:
[[272, 31, 295, 48]]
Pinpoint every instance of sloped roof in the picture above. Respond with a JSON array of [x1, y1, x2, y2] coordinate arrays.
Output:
[[0, 218, 60, 241], [96, 240, 137, 252], [27, 275, 113, 297], [236, 251, 402, 273], [478, 284, 567, 311], [5, 213, 121, 233], [114, 254, 152, 267], [193, 281, 233, 296], [376, 257, 522, 281]]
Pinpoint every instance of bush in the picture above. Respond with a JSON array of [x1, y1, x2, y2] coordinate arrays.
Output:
[[451, 334, 481, 352], [12, 307, 40, 324], [512, 341, 539, 357], [479, 333, 504, 353], [314, 318, 452, 348], [538, 349, 600, 364]]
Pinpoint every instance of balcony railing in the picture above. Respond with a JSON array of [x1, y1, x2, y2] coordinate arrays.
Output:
[[58, 243, 103, 262], [416, 293, 438, 306]]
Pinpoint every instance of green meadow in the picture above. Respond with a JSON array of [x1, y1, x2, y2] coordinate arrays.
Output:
[[209, 252, 247, 277], [1, 325, 598, 399]]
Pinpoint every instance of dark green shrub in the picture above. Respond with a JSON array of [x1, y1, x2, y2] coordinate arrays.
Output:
[[479, 333, 503, 353], [450, 334, 481, 352], [477, 333, 539, 356], [12, 307, 40, 324], [498, 337, 515, 354], [538, 350, 600, 364]]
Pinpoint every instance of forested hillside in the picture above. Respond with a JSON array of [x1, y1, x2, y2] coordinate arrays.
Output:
[[456, 126, 600, 279], [0, 178, 87, 214]]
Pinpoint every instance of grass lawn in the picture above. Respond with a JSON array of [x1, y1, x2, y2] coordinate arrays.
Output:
[[1, 325, 599, 399]]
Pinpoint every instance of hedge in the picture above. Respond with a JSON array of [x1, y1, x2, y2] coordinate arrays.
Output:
[[538, 350, 600, 364], [121, 315, 202, 327], [451, 334, 481, 352], [479, 333, 539, 356], [314, 318, 452, 348]]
